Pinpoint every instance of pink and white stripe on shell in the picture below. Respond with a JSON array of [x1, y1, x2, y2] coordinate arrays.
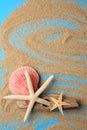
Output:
[[9, 66, 39, 105]]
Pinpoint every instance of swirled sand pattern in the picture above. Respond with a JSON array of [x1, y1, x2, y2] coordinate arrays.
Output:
[[8, 19, 87, 65], [0, 0, 87, 130]]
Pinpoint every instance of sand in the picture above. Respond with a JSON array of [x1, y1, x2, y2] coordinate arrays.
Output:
[[0, 0, 87, 129]]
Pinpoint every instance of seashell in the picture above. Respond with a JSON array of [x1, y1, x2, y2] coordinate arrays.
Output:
[[9, 66, 39, 106], [16, 100, 28, 108]]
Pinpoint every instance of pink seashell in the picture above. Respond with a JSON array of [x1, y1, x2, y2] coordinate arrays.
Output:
[[9, 66, 39, 106]]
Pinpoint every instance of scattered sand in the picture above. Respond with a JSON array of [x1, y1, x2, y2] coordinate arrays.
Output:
[[0, 0, 87, 129]]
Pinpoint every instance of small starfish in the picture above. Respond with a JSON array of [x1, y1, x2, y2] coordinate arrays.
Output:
[[3, 70, 54, 122], [50, 93, 70, 115]]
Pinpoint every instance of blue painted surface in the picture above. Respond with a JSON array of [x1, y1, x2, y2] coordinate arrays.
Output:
[[0, 0, 27, 25], [37, 48, 59, 55], [0, 68, 8, 77], [35, 118, 59, 130], [67, 0, 87, 8], [49, 81, 80, 89], [37, 49, 87, 66], [66, 14, 87, 24], [0, 50, 5, 63], [0, 120, 21, 130], [70, 55, 87, 60], [0, 51, 6, 88], [32, 116, 59, 130], [0, 78, 5, 88], [38, 48, 87, 62], [44, 33, 63, 42], [22, 112, 36, 127], [52, 0, 87, 8], [79, 106, 87, 111], [41, 74, 87, 85], [43, 89, 80, 96], [33, 116, 46, 129]]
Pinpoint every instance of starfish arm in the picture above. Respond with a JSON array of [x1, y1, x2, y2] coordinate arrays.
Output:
[[24, 101, 34, 122], [3, 95, 29, 100], [35, 75, 54, 97], [50, 104, 57, 111], [59, 92, 63, 102], [25, 70, 34, 95], [35, 97, 50, 106], [50, 97, 58, 105], [61, 102, 70, 106], [58, 105, 64, 115]]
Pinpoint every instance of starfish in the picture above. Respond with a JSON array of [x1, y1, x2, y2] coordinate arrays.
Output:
[[50, 93, 70, 115], [3, 70, 54, 122]]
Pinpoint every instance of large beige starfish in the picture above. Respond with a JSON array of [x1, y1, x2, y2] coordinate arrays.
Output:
[[50, 93, 70, 115], [3, 70, 54, 122]]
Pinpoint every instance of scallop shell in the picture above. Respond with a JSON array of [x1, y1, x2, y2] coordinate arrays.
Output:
[[16, 100, 28, 108], [9, 66, 39, 106]]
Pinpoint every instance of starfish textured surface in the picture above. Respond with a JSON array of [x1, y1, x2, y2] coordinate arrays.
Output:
[[3, 70, 54, 122], [50, 93, 70, 115]]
